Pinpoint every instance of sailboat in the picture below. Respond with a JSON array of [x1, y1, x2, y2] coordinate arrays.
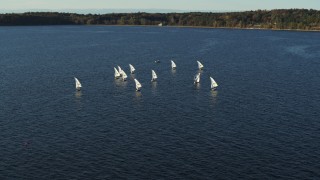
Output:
[[114, 67, 120, 78], [210, 77, 218, 90], [74, 77, 82, 91], [197, 60, 204, 70], [151, 70, 157, 82], [129, 64, 135, 74], [171, 60, 176, 69], [134, 78, 142, 91], [194, 73, 201, 84], [122, 70, 128, 81], [118, 66, 123, 76]]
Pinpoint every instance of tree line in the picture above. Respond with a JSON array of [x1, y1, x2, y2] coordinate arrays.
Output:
[[0, 9, 319, 30]]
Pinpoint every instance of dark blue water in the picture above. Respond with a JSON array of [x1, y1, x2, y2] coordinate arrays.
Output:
[[0, 26, 319, 179]]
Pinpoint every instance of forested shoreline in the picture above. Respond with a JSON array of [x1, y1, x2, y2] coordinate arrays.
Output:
[[1, 9, 320, 30]]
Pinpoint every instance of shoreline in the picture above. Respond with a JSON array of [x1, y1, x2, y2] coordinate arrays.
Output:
[[1, 24, 319, 32], [167, 25, 320, 32], [93, 24, 320, 32], [1, 10, 319, 32]]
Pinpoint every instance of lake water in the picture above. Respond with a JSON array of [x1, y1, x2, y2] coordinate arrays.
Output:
[[0, 26, 319, 179]]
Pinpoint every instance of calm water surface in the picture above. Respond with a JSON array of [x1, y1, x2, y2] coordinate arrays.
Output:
[[0, 26, 319, 179]]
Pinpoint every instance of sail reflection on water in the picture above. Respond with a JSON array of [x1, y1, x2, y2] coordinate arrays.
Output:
[[209, 90, 218, 106], [152, 81, 157, 89], [74, 91, 83, 111], [114, 78, 127, 88], [134, 91, 142, 105], [75, 90, 82, 98], [195, 82, 201, 89]]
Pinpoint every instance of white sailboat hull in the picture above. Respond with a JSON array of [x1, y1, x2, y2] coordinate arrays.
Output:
[[134, 79, 142, 91], [171, 60, 176, 69], [151, 70, 157, 82], [74, 77, 82, 91], [122, 71, 128, 81], [129, 64, 135, 74], [197, 61, 204, 70], [118, 66, 124, 76], [114, 67, 121, 78], [210, 77, 218, 90]]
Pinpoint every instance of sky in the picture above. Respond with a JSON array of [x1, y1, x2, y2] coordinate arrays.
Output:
[[1, 0, 319, 13]]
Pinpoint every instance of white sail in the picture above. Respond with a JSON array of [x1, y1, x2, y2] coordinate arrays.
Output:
[[151, 70, 157, 81], [197, 60, 204, 70], [194, 73, 201, 84], [134, 78, 142, 91], [114, 67, 120, 78], [129, 64, 135, 74], [122, 70, 128, 81], [171, 60, 176, 69], [210, 77, 218, 89], [118, 66, 123, 76], [74, 77, 82, 90]]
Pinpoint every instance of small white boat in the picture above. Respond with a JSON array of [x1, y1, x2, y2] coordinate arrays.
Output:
[[155, 60, 160, 63], [129, 64, 135, 74], [122, 70, 128, 81], [118, 66, 123, 76], [151, 70, 157, 82], [134, 78, 142, 91], [171, 60, 176, 69], [74, 77, 82, 91], [210, 77, 218, 90], [197, 60, 204, 70], [194, 73, 201, 84], [114, 67, 120, 78]]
